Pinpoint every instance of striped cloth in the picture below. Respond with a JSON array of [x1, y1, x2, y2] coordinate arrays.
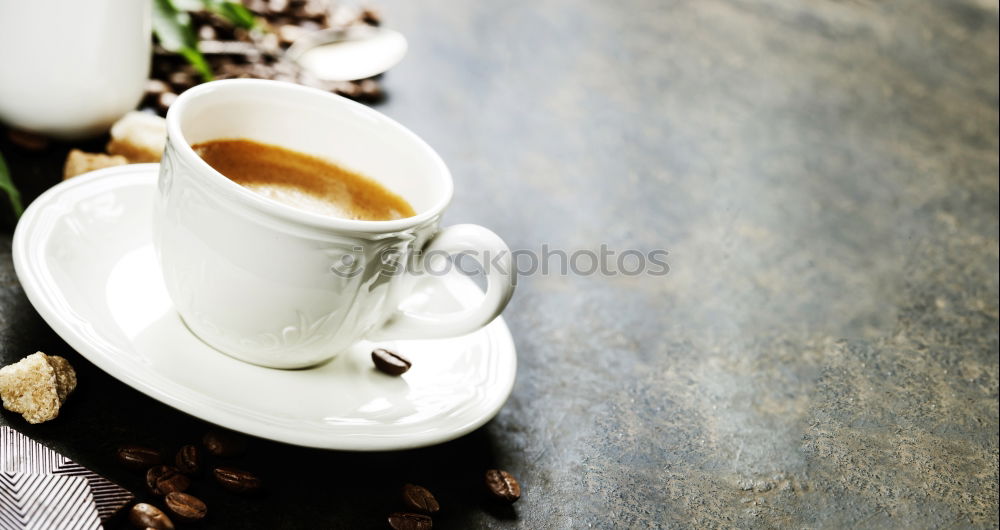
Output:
[[0, 473, 101, 530], [0, 427, 133, 523]]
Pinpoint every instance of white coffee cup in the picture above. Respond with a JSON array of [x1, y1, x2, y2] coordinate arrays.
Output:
[[0, 0, 151, 138], [156, 79, 514, 369]]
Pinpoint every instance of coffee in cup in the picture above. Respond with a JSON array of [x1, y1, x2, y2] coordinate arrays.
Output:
[[192, 138, 415, 221]]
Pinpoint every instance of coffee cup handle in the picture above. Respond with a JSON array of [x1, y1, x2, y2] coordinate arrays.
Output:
[[371, 224, 515, 340]]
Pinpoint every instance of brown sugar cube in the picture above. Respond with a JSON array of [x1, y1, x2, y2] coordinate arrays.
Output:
[[63, 149, 128, 180], [44, 354, 78, 403], [0, 352, 77, 424], [105, 111, 167, 163]]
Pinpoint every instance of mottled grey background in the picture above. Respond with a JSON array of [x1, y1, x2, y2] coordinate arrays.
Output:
[[1, 0, 997, 528]]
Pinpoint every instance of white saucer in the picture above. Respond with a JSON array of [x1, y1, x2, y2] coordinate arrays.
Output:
[[12, 164, 517, 451]]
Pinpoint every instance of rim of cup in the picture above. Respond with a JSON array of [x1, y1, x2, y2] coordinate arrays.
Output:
[[165, 79, 454, 233]]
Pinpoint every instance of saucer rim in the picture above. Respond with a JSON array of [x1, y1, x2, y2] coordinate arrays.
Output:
[[12, 164, 517, 451]]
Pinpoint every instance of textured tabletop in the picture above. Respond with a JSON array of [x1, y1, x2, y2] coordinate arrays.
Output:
[[1, 0, 998, 527]]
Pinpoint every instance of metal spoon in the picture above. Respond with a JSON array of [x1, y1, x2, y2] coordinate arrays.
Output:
[[285, 25, 408, 82]]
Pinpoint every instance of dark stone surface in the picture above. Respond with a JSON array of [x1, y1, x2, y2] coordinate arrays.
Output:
[[1, 0, 997, 527]]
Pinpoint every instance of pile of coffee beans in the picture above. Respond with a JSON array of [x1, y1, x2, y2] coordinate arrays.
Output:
[[145, 0, 385, 116], [118, 429, 262, 528]]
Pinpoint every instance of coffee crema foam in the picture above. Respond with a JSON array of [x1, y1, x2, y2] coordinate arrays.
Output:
[[192, 138, 415, 221]]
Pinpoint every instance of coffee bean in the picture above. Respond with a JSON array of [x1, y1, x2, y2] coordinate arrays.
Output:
[[168, 71, 195, 91], [202, 429, 246, 457], [268, 0, 290, 14], [212, 466, 263, 494], [5, 129, 49, 151], [198, 24, 217, 41], [387, 512, 432, 530], [277, 24, 306, 46], [234, 27, 253, 42], [333, 81, 362, 99], [164, 492, 208, 522], [484, 469, 521, 503], [305, 0, 330, 18], [175, 444, 202, 474], [358, 6, 382, 26], [356, 79, 384, 103], [249, 62, 277, 79], [298, 19, 322, 32], [147, 465, 191, 495], [401, 483, 439, 514], [117, 445, 163, 472], [144, 78, 170, 95], [128, 503, 175, 529], [372, 348, 411, 376], [258, 32, 281, 55], [157, 92, 178, 111]]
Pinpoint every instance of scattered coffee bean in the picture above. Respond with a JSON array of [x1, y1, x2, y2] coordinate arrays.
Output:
[[358, 6, 382, 26], [401, 483, 439, 514], [158, 92, 178, 111], [202, 429, 246, 457], [128, 503, 175, 529], [168, 71, 195, 91], [268, 0, 290, 14], [387, 512, 432, 530], [484, 469, 521, 503], [197, 39, 260, 57], [310, 1, 342, 25], [277, 24, 307, 45], [212, 466, 263, 494], [198, 24, 218, 41], [333, 80, 362, 99], [117, 445, 163, 472], [372, 348, 411, 376], [144, 78, 171, 95], [147, 465, 191, 495], [164, 492, 208, 522], [5, 129, 49, 151], [175, 444, 202, 474], [356, 79, 384, 103], [258, 32, 281, 54], [234, 27, 253, 42], [296, 19, 323, 32]]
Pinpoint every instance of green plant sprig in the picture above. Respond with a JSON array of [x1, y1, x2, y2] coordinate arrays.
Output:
[[0, 149, 24, 218], [152, 0, 260, 82]]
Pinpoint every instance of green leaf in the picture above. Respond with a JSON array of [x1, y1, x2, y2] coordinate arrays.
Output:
[[152, 0, 214, 80], [0, 150, 24, 218], [172, 0, 204, 10], [152, 0, 196, 51], [180, 47, 215, 81], [203, 0, 258, 29]]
